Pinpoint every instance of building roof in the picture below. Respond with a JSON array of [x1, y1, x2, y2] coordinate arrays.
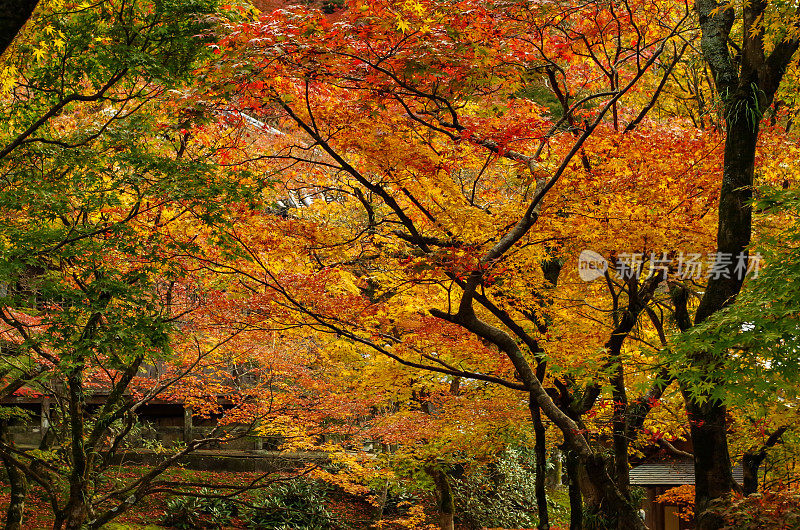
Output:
[[630, 458, 744, 486]]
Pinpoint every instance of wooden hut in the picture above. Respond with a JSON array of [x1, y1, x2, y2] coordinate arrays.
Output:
[[630, 457, 744, 530]]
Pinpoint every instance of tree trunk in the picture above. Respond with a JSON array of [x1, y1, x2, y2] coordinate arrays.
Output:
[[62, 368, 90, 530], [532, 404, 550, 529], [741, 426, 786, 495], [2, 456, 27, 530], [0, 0, 39, 57], [610, 362, 630, 499], [0, 423, 27, 530], [581, 455, 646, 530], [565, 449, 582, 530], [428, 466, 455, 530], [687, 100, 758, 530], [439, 511, 455, 530], [685, 398, 739, 530], [555, 431, 644, 529], [692, 105, 758, 326], [741, 452, 761, 496], [62, 504, 90, 530]]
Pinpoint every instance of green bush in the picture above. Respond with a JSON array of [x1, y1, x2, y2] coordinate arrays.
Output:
[[161, 488, 239, 529], [245, 478, 342, 530], [453, 448, 567, 529]]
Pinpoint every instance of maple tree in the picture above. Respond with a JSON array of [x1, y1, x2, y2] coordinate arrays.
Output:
[[671, 180, 800, 522], [193, 0, 731, 528], [0, 1, 292, 528], [665, 0, 800, 527], [195, 0, 800, 527], [0, 0, 798, 527]]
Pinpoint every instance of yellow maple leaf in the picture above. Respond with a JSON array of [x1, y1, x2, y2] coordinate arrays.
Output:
[[396, 17, 410, 33]]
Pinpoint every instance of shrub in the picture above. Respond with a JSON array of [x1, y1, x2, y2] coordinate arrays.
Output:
[[245, 478, 342, 529], [161, 488, 239, 529], [715, 491, 800, 529], [452, 448, 569, 529]]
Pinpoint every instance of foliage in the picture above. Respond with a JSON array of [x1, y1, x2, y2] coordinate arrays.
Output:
[[378, 488, 418, 518], [205, 0, 707, 452], [188, 0, 788, 526], [669, 185, 800, 404], [246, 478, 343, 530], [656, 484, 695, 521], [1, 0, 800, 526], [162, 488, 239, 529], [0, 0, 277, 527], [715, 491, 800, 530], [452, 448, 568, 529], [0, 406, 31, 424], [386, 503, 437, 530]]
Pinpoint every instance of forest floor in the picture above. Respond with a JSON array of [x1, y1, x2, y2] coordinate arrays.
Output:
[[0, 466, 380, 529], [0, 466, 568, 529]]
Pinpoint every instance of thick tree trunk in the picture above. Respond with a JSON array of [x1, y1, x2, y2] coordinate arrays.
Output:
[[580, 454, 646, 530], [532, 400, 642, 530], [0, 423, 27, 530], [687, 104, 757, 530], [564, 449, 582, 530], [62, 504, 90, 530], [428, 466, 455, 530], [610, 362, 630, 499], [62, 369, 90, 530], [2, 457, 27, 530], [0, 0, 39, 57], [439, 511, 455, 530], [685, 398, 739, 530], [741, 426, 786, 495], [532, 404, 550, 529], [693, 111, 757, 326], [741, 453, 761, 496]]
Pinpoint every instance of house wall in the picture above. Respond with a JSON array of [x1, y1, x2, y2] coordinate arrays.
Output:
[[643, 486, 665, 529], [0, 400, 270, 450], [664, 506, 680, 530], [641, 486, 695, 530]]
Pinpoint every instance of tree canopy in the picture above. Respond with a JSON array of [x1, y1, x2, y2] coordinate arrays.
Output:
[[0, 0, 799, 529]]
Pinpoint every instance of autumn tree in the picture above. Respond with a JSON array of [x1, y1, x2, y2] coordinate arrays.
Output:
[[0, 1, 281, 528], [196, 0, 711, 527], [672, 1, 800, 527], [671, 175, 800, 526]]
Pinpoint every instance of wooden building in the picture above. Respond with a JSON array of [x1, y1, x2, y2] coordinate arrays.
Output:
[[631, 457, 744, 530]]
